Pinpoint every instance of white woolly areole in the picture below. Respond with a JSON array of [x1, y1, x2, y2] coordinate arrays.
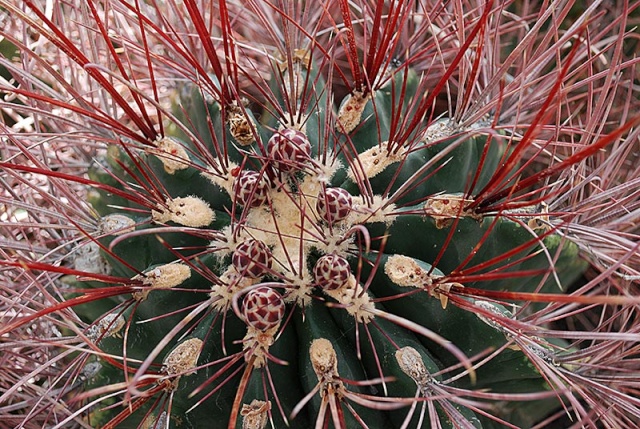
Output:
[[243, 324, 279, 368], [210, 267, 259, 312], [279, 111, 309, 134], [336, 91, 370, 134], [282, 274, 314, 307], [384, 254, 432, 287], [324, 275, 375, 323], [152, 196, 214, 227], [208, 226, 235, 263], [311, 156, 342, 186], [153, 136, 190, 174], [319, 223, 355, 255], [201, 162, 238, 196], [136, 262, 192, 289], [348, 194, 397, 226], [347, 140, 408, 181]]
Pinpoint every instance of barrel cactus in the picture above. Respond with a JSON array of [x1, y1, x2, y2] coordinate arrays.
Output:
[[2, 1, 640, 428]]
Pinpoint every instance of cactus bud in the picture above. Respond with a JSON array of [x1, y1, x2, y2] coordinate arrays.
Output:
[[267, 128, 311, 173], [233, 170, 270, 207], [316, 187, 353, 223], [242, 287, 285, 331], [232, 239, 272, 278], [313, 254, 351, 291]]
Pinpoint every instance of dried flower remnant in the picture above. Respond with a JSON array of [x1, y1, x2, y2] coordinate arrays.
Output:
[[73, 241, 111, 275], [347, 141, 408, 181], [163, 338, 203, 378], [423, 194, 480, 229], [228, 102, 257, 146], [87, 313, 126, 342], [336, 91, 370, 133], [396, 346, 433, 389], [384, 254, 432, 287], [241, 400, 271, 429], [98, 213, 136, 236]]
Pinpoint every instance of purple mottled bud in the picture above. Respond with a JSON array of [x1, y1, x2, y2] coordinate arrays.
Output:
[[316, 187, 353, 223], [313, 254, 351, 291], [267, 129, 312, 172], [233, 170, 269, 207], [242, 287, 285, 331], [232, 239, 272, 278]]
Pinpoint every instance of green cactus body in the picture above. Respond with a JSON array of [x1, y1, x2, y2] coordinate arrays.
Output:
[[66, 45, 591, 429]]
